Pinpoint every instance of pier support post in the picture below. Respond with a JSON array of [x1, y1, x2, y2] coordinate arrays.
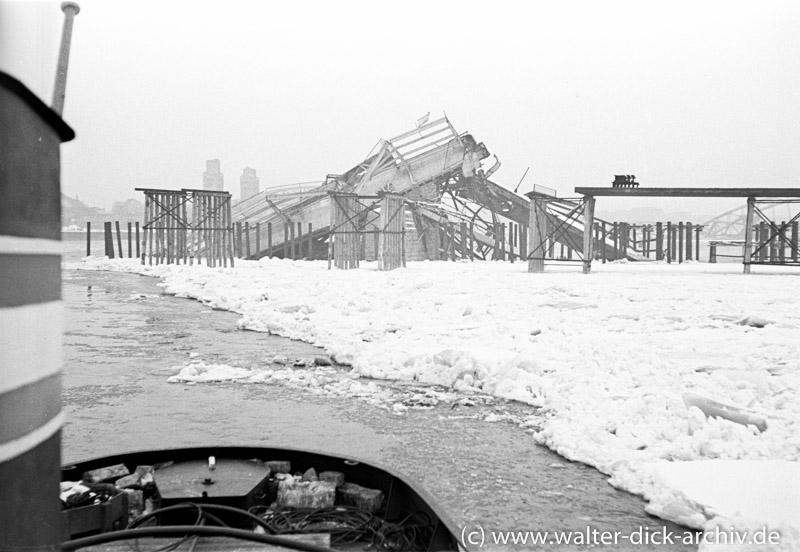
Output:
[[582, 196, 596, 274], [743, 197, 755, 274], [527, 196, 547, 273]]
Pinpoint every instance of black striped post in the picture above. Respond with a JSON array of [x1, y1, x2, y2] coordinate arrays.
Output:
[[1, 71, 75, 550]]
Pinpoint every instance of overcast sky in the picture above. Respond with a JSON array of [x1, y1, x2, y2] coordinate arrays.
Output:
[[4, 0, 800, 218]]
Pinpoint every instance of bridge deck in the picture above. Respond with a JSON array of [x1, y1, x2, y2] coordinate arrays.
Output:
[[574, 187, 800, 198]]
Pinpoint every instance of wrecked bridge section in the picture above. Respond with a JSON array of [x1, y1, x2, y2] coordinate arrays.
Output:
[[138, 116, 629, 268]]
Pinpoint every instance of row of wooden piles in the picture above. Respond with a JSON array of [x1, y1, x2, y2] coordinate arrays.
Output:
[[138, 189, 235, 267], [415, 219, 528, 262], [594, 221, 704, 262], [233, 221, 316, 260], [750, 220, 800, 263], [329, 193, 406, 271], [711, 221, 800, 263]]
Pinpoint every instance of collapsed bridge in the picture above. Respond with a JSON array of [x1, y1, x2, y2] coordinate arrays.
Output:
[[230, 116, 634, 267]]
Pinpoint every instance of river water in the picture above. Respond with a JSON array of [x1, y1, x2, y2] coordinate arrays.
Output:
[[61, 252, 696, 551]]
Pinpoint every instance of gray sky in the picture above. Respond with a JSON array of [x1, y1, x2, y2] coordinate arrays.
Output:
[[5, 0, 800, 219]]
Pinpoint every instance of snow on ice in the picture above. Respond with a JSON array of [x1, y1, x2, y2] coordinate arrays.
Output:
[[73, 256, 800, 549]]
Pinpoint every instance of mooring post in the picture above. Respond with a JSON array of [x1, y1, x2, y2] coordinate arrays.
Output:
[[582, 196, 596, 273], [104, 221, 113, 258], [527, 195, 547, 273], [685, 222, 693, 261], [743, 197, 755, 274]]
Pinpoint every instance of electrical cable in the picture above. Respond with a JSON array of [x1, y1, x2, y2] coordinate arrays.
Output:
[[127, 502, 270, 532], [254, 505, 433, 552]]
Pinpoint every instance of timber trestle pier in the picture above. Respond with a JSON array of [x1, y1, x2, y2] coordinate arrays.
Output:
[[571, 187, 800, 274]]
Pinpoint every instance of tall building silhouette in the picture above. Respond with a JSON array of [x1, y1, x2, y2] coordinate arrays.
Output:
[[203, 159, 224, 191], [240, 167, 260, 199]]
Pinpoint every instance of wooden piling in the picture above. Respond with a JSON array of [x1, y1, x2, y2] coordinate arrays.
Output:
[[86, 222, 91, 257], [104, 221, 114, 258], [508, 223, 515, 262], [148, 197, 154, 265], [283, 223, 289, 259], [743, 197, 755, 274], [528, 197, 547, 272], [255, 222, 261, 257], [685, 221, 693, 262], [189, 193, 197, 266], [245, 221, 251, 258], [127, 222, 132, 258], [227, 196, 235, 268], [268, 222, 273, 257], [235, 222, 242, 257], [307, 223, 313, 259], [115, 221, 123, 259], [621, 222, 628, 259], [498, 223, 506, 261], [666, 222, 673, 263], [582, 196, 596, 273], [792, 222, 799, 262], [297, 222, 303, 260], [656, 222, 663, 261], [694, 225, 701, 261], [135, 222, 140, 259]]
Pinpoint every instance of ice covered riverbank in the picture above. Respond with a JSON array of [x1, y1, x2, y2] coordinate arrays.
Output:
[[73, 257, 800, 550]]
